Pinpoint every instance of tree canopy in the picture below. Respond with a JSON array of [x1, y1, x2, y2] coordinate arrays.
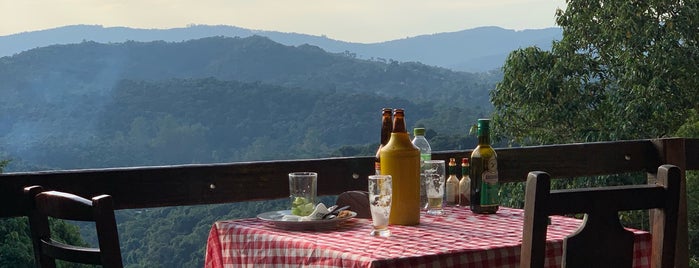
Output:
[[492, 0, 699, 265], [492, 0, 699, 145]]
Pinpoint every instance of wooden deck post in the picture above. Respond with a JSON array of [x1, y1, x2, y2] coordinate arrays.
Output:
[[650, 138, 688, 268]]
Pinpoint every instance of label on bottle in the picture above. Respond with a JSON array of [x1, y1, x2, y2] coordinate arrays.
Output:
[[470, 153, 499, 214], [446, 176, 458, 206], [420, 153, 431, 162], [480, 156, 499, 207], [458, 176, 470, 206], [482, 158, 498, 184]]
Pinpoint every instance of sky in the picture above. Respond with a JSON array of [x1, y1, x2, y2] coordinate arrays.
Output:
[[1, 0, 567, 43]]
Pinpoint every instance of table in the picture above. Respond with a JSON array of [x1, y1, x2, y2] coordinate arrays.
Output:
[[205, 206, 651, 268]]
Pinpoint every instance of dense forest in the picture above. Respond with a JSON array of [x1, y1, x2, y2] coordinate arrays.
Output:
[[0, 35, 496, 170], [0, 36, 494, 267]]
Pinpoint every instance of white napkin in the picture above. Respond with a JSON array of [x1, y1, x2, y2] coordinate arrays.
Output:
[[281, 203, 330, 221]]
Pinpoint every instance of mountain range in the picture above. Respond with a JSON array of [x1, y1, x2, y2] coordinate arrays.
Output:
[[0, 35, 498, 170], [0, 24, 562, 72]]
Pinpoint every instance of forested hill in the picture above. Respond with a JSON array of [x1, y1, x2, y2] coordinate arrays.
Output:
[[0, 24, 562, 72], [0, 36, 496, 171], [0, 35, 496, 108]]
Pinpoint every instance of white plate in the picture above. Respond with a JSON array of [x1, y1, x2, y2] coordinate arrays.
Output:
[[257, 210, 357, 231]]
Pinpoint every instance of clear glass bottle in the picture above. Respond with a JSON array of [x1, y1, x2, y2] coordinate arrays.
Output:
[[445, 158, 459, 206], [458, 157, 471, 207], [380, 109, 420, 225], [375, 108, 393, 175], [411, 127, 431, 210], [469, 119, 499, 214]]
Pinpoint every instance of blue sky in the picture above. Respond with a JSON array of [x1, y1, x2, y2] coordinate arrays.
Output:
[[1, 0, 566, 43]]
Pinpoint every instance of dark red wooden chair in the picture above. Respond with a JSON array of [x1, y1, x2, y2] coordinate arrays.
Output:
[[520, 164, 680, 268], [24, 185, 123, 268]]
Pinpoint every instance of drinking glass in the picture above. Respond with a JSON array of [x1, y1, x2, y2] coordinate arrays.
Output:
[[368, 174, 392, 237], [422, 160, 446, 216], [289, 172, 317, 216]]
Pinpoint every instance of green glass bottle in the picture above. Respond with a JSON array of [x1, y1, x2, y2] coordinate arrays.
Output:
[[469, 119, 499, 214]]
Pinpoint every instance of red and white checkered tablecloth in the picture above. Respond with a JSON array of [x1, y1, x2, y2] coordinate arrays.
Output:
[[204, 206, 651, 268]]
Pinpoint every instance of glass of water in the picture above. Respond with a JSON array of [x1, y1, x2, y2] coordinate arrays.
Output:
[[422, 160, 446, 216], [368, 174, 392, 237]]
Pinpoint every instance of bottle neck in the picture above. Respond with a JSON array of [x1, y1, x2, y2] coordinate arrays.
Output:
[[380, 122, 392, 145], [380, 110, 393, 145], [478, 131, 490, 145], [449, 165, 456, 176], [393, 115, 407, 133]]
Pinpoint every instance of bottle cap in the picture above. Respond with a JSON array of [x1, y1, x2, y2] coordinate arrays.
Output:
[[413, 128, 426, 136], [477, 119, 490, 135]]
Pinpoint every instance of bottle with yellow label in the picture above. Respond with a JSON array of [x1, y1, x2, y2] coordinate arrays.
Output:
[[380, 108, 420, 225]]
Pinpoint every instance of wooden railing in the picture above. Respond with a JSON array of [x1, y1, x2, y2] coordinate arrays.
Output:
[[1, 138, 697, 266]]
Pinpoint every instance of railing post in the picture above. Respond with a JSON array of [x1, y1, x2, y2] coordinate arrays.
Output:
[[650, 138, 688, 268]]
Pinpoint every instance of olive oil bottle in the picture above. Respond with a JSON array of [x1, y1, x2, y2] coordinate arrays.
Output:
[[469, 119, 499, 214]]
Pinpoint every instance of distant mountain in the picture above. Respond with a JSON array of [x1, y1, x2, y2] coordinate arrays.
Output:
[[0, 24, 561, 72], [0, 36, 495, 169]]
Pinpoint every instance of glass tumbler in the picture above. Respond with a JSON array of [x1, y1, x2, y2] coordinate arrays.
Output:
[[289, 172, 317, 216], [422, 160, 446, 216], [368, 174, 392, 237]]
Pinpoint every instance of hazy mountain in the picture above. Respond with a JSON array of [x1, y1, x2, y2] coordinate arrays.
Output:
[[0, 24, 561, 72], [0, 36, 495, 170]]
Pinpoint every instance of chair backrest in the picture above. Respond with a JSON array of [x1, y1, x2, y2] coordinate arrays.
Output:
[[335, 190, 371, 219], [24, 185, 123, 268], [520, 164, 680, 268]]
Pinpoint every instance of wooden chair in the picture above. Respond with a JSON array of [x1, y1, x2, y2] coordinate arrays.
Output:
[[24, 185, 123, 268], [520, 164, 680, 268]]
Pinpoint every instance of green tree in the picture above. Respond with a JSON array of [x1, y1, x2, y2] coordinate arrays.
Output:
[[491, 0, 699, 265], [492, 0, 699, 145], [675, 110, 699, 266]]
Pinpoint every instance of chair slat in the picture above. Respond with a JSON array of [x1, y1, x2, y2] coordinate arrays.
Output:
[[36, 191, 94, 221], [41, 239, 101, 265], [547, 184, 667, 215]]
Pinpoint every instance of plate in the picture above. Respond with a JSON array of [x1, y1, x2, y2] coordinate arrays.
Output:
[[257, 210, 357, 231]]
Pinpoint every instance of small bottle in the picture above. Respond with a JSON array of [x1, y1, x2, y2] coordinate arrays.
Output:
[[380, 109, 420, 225], [411, 127, 431, 210], [445, 158, 459, 206], [458, 158, 471, 206], [375, 108, 393, 175], [469, 119, 499, 214]]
